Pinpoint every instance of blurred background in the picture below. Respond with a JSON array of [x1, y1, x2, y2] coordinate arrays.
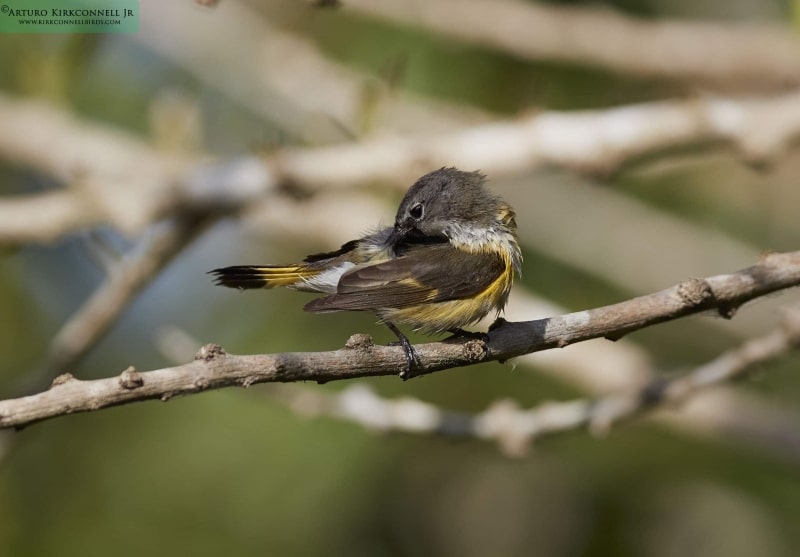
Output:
[[2, 0, 800, 555]]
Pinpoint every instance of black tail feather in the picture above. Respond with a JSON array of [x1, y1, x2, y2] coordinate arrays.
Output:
[[209, 265, 313, 290], [209, 266, 272, 289]]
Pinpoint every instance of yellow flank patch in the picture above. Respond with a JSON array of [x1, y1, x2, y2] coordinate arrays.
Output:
[[380, 260, 514, 334]]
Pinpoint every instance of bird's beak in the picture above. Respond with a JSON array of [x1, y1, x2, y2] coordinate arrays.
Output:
[[388, 222, 410, 245]]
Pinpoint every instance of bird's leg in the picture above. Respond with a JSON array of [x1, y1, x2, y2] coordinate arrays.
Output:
[[384, 321, 421, 380]]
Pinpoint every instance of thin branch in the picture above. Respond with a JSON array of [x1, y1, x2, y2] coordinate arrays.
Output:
[[273, 307, 800, 456], [505, 171, 792, 339], [4, 92, 800, 245], [242, 194, 800, 461], [1, 250, 799, 429], [136, 1, 489, 138], [0, 95, 193, 246], [491, 306, 800, 454], [152, 275, 800, 464], [269, 92, 800, 189], [19, 214, 211, 393], [344, 0, 800, 89], [153, 88, 800, 178]]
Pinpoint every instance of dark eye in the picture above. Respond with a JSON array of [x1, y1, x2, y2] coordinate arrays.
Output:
[[409, 203, 424, 220]]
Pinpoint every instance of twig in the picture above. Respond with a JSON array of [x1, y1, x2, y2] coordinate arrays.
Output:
[[0, 94, 194, 246], [344, 0, 800, 89], [487, 306, 800, 454], [24, 214, 211, 392], [266, 92, 800, 190], [1, 250, 799, 429], [246, 196, 800, 461], [4, 92, 800, 245], [584, 311, 800, 433], [504, 171, 794, 338], [135, 1, 488, 137], [275, 306, 800, 456]]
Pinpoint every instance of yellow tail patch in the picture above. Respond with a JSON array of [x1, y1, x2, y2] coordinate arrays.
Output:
[[209, 265, 319, 289]]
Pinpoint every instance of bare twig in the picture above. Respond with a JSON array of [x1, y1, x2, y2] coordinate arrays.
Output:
[[4, 92, 800, 246], [28, 214, 211, 389], [491, 306, 800, 454], [344, 0, 800, 89], [487, 291, 800, 464], [152, 284, 800, 464], [501, 171, 800, 339], [246, 189, 800, 461], [509, 171, 759, 293], [267, 92, 800, 188], [0, 95, 195, 245], [584, 312, 800, 432], [136, 0, 489, 138], [274, 307, 800, 456], [1, 250, 799, 429]]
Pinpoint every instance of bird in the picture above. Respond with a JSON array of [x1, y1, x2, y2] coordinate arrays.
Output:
[[209, 167, 522, 378]]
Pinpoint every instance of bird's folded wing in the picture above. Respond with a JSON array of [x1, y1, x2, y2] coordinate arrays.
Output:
[[303, 244, 505, 312]]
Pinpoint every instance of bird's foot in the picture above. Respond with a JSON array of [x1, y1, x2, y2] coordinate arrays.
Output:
[[385, 322, 422, 380]]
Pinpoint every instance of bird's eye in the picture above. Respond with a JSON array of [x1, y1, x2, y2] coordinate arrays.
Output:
[[409, 203, 424, 220]]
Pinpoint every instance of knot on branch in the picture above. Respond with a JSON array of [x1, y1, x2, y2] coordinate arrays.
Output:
[[195, 343, 226, 362], [463, 338, 488, 362], [50, 373, 77, 388], [118, 366, 144, 390], [345, 333, 374, 351], [677, 277, 714, 307]]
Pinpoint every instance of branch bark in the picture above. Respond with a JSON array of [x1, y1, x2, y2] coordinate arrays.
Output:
[[344, 0, 800, 89], [267, 307, 800, 456], [1, 250, 799, 429]]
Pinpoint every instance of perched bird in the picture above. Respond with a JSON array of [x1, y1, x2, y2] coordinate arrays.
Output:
[[210, 167, 522, 377]]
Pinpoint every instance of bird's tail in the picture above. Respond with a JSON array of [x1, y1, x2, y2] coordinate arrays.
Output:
[[209, 265, 319, 290]]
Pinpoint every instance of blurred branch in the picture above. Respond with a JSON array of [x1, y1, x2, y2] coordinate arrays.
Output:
[[344, 0, 800, 90], [162, 204, 800, 465], [268, 91, 800, 187], [1, 250, 799, 429], [504, 171, 800, 339], [0, 94, 195, 245], [4, 91, 800, 246], [511, 171, 759, 295], [0, 215, 212, 462], [273, 307, 800, 456], [136, 0, 489, 138], [29, 214, 211, 387]]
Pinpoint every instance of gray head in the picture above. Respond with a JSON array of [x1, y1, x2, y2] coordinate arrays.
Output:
[[394, 167, 511, 238]]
